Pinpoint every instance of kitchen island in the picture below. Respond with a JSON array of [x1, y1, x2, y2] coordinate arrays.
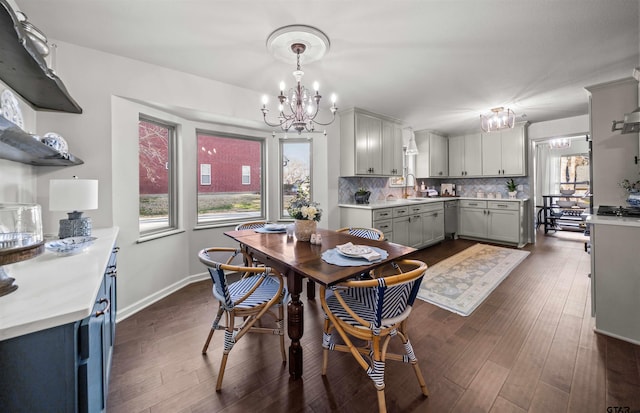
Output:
[[587, 215, 640, 345]]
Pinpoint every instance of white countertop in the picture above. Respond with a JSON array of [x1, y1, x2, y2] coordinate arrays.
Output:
[[339, 197, 529, 210], [0, 227, 119, 341], [587, 215, 640, 228]]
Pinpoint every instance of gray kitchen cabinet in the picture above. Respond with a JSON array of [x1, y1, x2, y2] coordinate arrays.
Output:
[[481, 123, 527, 177], [406, 202, 444, 248], [415, 130, 448, 177], [458, 199, 527, 247], [356, 112, 382, 175], [448, 133, 482, 177], [421, 203, 445, 246], [392, 215, 410, 246], [392, 205, 410, 246], [373, 208, 394, 240], [381, 120, 403, 175], [459, 200, 488, 239], [340, 108, 403, 176], [406, 203, 424, 248], [486, 203, 521, 244]]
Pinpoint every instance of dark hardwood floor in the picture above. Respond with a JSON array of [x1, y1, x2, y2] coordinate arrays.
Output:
[[107, 230, 640, 412]]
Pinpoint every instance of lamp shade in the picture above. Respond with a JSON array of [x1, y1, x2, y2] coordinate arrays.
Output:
[[49, 179, 98, 212]]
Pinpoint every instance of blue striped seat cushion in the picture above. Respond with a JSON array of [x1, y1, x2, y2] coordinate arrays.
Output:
[[211, 271, 282, 309], [325, 282, 416, 328]]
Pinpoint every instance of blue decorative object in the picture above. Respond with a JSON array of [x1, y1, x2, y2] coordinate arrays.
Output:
[[46, 236, 96, 255], [627, 191, 640, 207]]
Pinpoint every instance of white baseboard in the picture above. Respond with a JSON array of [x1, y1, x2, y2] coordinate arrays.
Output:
[[116, 272, 209, 323]]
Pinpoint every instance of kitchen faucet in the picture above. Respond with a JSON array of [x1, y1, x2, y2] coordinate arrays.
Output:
[[403, 173, 417, 198]]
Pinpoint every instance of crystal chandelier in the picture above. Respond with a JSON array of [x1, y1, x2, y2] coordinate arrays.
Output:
[[261, 42, 337, 134], [548, 138, 571, 149], [480, 107, 516, 132]]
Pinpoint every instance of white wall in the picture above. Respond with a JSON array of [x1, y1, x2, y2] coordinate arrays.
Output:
[[586, 78, 639, 207], [0, 79, 38, 205], [25, 40, 334, 319], [527, 115, 589, 141]]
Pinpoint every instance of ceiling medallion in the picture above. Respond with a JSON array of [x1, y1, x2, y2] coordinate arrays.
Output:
[[261, 25, 337, 135]]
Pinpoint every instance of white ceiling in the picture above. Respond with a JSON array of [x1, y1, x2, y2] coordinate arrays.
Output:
[[14, 0, 640, 135]]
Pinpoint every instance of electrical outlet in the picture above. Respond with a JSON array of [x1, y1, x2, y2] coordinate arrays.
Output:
[[517, 184, 523, 191]]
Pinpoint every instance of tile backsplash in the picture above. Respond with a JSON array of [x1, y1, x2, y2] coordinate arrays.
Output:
[[339, 176, 530, 204]]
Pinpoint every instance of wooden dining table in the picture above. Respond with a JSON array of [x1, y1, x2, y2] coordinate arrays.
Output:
[[224, 227, 416, 380]]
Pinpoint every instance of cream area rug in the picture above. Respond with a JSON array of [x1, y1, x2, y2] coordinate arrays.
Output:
[[417, 243, 530, 316]]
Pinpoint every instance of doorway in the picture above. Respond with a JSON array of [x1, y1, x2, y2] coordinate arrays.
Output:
[[532, 134, 591, 242]]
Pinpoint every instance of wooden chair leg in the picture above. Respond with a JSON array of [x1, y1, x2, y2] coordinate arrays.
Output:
[[321, 318, 332, 375], [216, 352, 229, 392], [412, 363, 429, 396], [202, 307, 224, 354], [376, 389, 387, 413], [201, 328, 215, 354]]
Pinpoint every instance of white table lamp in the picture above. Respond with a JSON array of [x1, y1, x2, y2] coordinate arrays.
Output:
[[49, 177, 98, 239]]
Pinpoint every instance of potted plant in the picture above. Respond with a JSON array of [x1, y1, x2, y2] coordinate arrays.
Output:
[[506, 178, 518, 199], [354, 187, 371, 204]]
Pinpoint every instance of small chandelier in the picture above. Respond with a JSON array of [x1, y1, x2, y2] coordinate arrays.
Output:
[[261, 42, 337, 134], [549, 138, 571, 149], [480, 107, 516, 132]]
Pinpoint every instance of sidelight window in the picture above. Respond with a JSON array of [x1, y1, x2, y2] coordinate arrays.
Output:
[[138, 116, 178, 235]]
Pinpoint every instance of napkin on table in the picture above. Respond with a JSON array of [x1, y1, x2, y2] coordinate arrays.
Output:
[[361, 250, 382, 262]]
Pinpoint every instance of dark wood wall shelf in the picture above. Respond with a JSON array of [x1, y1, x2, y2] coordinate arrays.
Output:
[[0, 0, 82, 113], [0, 116, 83, 166]]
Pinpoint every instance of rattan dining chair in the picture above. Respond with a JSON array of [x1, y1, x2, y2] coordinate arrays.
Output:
[[320, 259, 429, 413], [198, 247, 287, 391], [336, 226, 385, 241], [337, 226, 386, 279], [234, 221, 269, 266], [235, 221, 267, 231]]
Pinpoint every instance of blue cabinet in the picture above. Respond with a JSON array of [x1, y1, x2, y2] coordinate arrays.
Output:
[[0, 246, 118, 413]]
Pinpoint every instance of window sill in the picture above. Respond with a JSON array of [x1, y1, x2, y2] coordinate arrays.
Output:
[[137, 228, 185, 243]]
